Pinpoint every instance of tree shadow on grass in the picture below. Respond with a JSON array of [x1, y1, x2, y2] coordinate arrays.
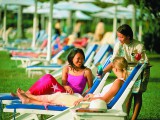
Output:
[[149, 57, 160, 62]]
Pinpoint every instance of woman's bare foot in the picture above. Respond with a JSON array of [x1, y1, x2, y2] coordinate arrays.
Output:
[[11, 92, 17, 97], [17, 89, 30, 104], [17, 88, 25, 94]]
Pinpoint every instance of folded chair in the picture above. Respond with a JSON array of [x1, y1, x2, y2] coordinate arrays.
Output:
[[48, 63, 148, 120], [2, 54, 113, 120]]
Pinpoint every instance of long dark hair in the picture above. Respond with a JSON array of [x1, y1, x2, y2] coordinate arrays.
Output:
[[117, 24, 133, 40], [67, 48, 86, 70]]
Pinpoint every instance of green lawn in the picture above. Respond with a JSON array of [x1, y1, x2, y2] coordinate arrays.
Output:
[[0, 51, 160, 120]]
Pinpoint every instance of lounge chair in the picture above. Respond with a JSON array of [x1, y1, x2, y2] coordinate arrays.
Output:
[[26, 44, 100, 78], [0, 44, 99, 107], [10, 34, 58, 68], [2, 54, 113, 120], [47, 63, 148, 120], [44, 44, 112, 80], [3, 30, 47, 51]]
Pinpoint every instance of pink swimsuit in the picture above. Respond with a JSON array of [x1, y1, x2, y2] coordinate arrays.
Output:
[[29, 72, 87, 95], [67, 73, 87, 94]]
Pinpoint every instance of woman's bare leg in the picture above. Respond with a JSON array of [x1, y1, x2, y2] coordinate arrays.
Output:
[[131, 93, 142, 120], [17, 89, 47, 105], [17, 88, 57, 104]]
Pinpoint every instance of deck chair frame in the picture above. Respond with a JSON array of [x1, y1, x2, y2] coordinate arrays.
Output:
[[2, 54, 113, 120], [47, 63, 147, 120]]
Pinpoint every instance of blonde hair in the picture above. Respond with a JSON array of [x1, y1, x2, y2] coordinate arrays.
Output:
[[113, 57, 128, 79]]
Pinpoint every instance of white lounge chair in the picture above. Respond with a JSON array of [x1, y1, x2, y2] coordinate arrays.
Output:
[[2, 54, 113, 120], [26, 44, 100, 78], [3, 30, 47, 52], [47, 63, 148, 120], [0, 44, 99, 108], [48, 44, 112, 80]]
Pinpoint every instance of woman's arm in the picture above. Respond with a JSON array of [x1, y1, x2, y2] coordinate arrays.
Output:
[[62, 66, 68, 86], [101, 79, 124, 103], [90, 79, 124, 103], [103, 62, 113, 74], [62, 65, 74, 94], [82, 68, 93, 96]]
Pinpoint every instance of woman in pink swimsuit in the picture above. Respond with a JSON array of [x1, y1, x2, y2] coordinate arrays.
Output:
[[14, 48, 92, 97]]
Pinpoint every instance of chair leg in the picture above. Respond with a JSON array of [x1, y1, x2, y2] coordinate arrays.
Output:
[[12, 113, 39, 120]]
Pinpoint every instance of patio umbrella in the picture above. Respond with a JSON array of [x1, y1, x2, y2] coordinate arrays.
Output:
[[70, 0, 96, 3], [103, 4, 139, 39], [54, 1, 102, 34], [46, 0, 53, 61], [102, 0, 127, 41], [24, 0, 53, 61], [54, 1, 102, 13], [74, 11, 92, 20], [0, 0, 36, 45], [101, 0, 123, 4]]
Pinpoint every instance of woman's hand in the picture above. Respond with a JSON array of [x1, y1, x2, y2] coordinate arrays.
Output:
[[84, 94, 94, 99], [74, 98, 84, 106], [96, 70, 104, 79], [64, 85, 74, 94]]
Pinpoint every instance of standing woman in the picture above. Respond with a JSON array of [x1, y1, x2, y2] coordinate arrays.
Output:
[[102, 24, 150, 120]]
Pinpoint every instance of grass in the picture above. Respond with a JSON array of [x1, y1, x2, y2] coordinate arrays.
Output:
[[0, 50, 160, 119]]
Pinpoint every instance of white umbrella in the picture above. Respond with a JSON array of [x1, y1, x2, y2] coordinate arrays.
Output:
[[0, 0, 36, 45], [54, 1, 101, 34], [70, 0, 96, 3], [0, 4, 19, 10], [23, 0, 53, 61], [100, 0, 123, 4], [23, 4, 42, 14], [100, 0, 124, 41], [92, 11, 133, 19], [103, 4, 138, 38], [54, 1, 102, 13], [31, 1, 53, 61], [0, 0, 35, 6], [75, 11, 92, 20]]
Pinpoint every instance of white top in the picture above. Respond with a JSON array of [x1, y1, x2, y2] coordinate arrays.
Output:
[[94, 78, 125, 97], [111, 40, 148, 63]]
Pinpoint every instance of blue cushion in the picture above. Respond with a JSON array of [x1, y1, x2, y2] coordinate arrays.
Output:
[[87, 55, 112, 94], [102, 55, 112, 69], [93, 45, 112, 65], [27, 64, 62, 69], [6, 104, 68, 111], [85, 44, 98, 62], [87, 78, 101, 94], [0, 95, 19, 100]]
